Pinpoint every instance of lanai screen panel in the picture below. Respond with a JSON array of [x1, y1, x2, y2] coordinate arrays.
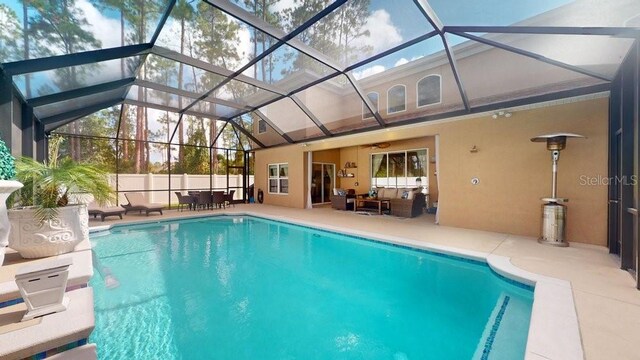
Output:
[[448, 34, 607, 108], [33, 88, 124, 120], [256, 97, 324, 141], [295, 74, 380, 134], [143, 53, 227, 95], [2, 0, 639, 148], [349, 35, 466, 125], [13, 56, 142, 99], [466, 33, 636, 79], [0, 0, 172, 63], [292, 0, 437, 69], [52, 105, 122, 139]]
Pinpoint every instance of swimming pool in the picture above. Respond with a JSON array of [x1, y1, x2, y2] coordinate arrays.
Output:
[[89, 215, 533, 359]]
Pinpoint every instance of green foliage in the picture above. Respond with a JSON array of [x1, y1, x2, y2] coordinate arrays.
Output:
[[15, 136, 114, 222], [0, 137, 16, 180]]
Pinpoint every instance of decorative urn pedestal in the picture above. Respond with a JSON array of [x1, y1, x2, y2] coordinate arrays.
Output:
[[0, 180, 23, 266], [8, 204, 89, 259]]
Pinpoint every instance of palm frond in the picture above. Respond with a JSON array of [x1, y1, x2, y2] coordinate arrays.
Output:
[[14, 136, 114, 222]]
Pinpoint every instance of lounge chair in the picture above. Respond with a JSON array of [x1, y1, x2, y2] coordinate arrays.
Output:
[[123, 193, 164, 216], [88, 202, 126, 221]]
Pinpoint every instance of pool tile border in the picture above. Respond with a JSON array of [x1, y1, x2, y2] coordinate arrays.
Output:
[[481, 295, 511, 360]]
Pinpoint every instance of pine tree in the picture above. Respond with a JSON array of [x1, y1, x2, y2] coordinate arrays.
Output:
[[193, 3, 242, 175], [0, 5, 22, 64], [174, 0, 195, 165], [27, 0, 101, 161]]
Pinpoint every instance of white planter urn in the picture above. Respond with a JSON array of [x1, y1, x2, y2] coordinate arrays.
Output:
[[0, 180, 24, 265], [8, 204, 89, 259]]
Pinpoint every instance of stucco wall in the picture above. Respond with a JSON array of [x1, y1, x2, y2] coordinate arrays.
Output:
[[336, 138, 439, 204], [254, 97, 608, 245], [254, 145, 305, 208]]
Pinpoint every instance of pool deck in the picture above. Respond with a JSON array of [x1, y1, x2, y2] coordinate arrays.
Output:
[[87, 204, 640, 360], [1, 203, 637, 359]]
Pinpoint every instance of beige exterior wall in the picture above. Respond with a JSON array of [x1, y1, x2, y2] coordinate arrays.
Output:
[[254, 145, 305, 208], [336, 137, 439, 204], [254, 97, 609, 245]]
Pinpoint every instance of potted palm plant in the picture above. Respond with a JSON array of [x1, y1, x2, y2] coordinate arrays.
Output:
[[0, 136, 23, 265], [8, 136, 113, 258]]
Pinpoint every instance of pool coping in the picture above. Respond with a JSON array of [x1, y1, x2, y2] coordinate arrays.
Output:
[[89, 211, 584, 360]]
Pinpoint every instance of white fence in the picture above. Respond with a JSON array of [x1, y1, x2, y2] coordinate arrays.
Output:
[[109, 173, 254, 205]]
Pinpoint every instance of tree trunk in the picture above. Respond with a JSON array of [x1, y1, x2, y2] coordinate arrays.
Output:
[[23, 1, 31, 98], [178, 18, 185, 165]]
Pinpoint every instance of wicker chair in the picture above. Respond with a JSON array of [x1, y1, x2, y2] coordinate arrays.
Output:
[[195, 191, 212, 210], [211, 191, 226, 209], [390, 192, 426, 218], [330, 189, 356, 211], [224, 190, 236, 207], [175, 192, 195, 211]]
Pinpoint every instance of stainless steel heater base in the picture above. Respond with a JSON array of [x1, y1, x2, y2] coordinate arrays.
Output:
[[538, 201, 568, 247]]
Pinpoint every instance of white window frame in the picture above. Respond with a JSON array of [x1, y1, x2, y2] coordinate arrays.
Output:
[[416, 74, 442, 108], [370, 148, 429, 189], [362, 91, 379, 120], [268, 163, 289, 195], [387, 84, 407, 114]]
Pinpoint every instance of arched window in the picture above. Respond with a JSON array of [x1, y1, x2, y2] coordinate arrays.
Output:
[[387, 85, 406, 114], [417, 75, 441, 107], [362, 92, 379, 119]]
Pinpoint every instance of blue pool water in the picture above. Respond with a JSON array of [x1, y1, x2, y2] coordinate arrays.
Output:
[[89, 216, 533, 359]]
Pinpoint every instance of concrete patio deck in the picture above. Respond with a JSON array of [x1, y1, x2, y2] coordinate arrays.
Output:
[[88, 203, 639, 359]]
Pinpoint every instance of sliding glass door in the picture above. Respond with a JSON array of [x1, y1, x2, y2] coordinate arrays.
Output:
[[312, 163, 335, 204]]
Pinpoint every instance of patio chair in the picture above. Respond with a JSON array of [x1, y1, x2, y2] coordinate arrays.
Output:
[[122, 193, 164, 216], [224, 190, 236, 208], [88, 202, 126, 221], [330, 189, 356, 211], [195, 191, 212, 210], [175, 192, 195, 211], [212, 191, 226, 209]]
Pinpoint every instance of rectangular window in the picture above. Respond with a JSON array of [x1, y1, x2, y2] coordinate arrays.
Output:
[[371, 149, 428, 189], [268, 163, 288, 194], [258, 119, 267, 134], [363, 92, 379, 120]]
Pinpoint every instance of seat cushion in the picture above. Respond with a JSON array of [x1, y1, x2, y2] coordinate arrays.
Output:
[[384, 188, 398, 199]]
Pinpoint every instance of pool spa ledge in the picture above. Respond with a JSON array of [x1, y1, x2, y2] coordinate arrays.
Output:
[[89, 211, 585, 360], [0, 242, 95, 360]]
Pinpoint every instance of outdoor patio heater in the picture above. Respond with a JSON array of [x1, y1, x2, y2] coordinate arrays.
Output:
[[531, 133, 585, 247]]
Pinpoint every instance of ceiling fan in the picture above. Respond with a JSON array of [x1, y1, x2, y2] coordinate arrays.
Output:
[[361, 142, 391, 149]]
